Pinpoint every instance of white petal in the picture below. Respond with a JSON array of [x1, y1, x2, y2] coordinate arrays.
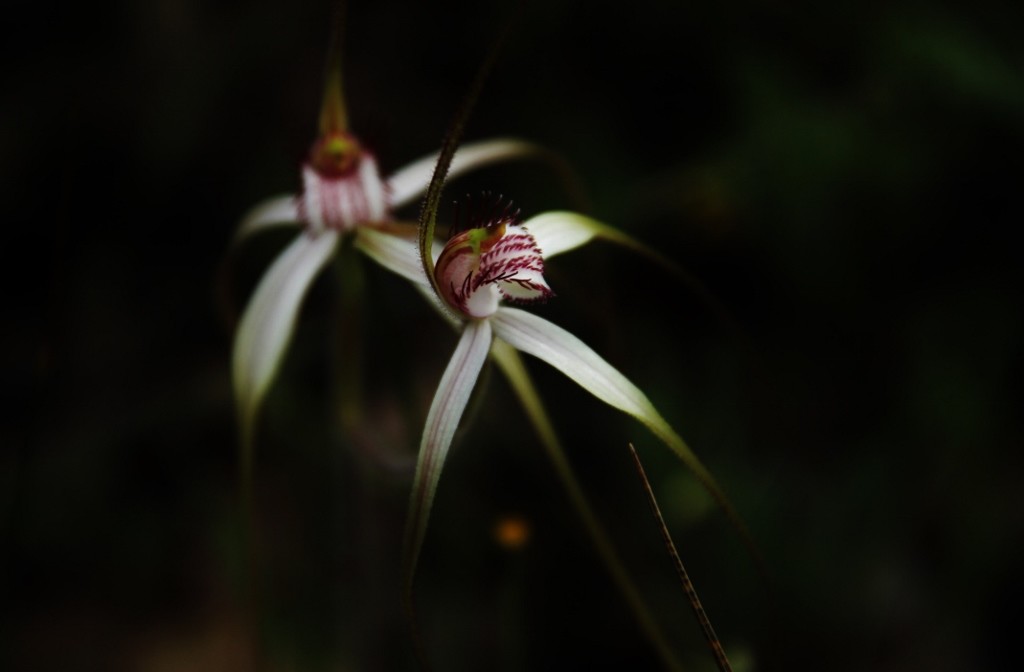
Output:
[[355, 227, 463, 323], [233, 231, 340, 446], [359, 154, 389, 221], [490, 307, 736, 520], [491, 307, 660, 421], [354, 227, 432, 287], [524, 212, 737, 340], [386, 138, 543, 210], [520, 211, 602, 258], [404, 320, 493, 588], [233, 195, 301, 244], [523, 211, 693, 287]]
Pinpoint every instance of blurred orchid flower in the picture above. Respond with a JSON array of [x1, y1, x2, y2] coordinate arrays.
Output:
[[230, 54, 545, 455]]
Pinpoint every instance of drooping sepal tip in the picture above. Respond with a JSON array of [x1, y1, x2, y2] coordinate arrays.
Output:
[[310, 6, 360, 180], [318, 63, 349, 136], [319, 0, 349, 137]]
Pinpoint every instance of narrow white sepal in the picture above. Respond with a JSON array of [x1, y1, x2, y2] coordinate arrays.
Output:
[[386, 138, 542, 210], [233, 231, 340, 440], [490, 307, 663, 423], [491, 307, 733, 515], [234, 195, 301, 244], [405, 319, 493, 580]]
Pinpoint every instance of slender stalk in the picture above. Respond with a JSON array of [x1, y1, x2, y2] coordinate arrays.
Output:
[[319, 0, 349, 134], [237, 436, 266, 670], [628, 443, 733, 672], [416, 8, 518, 299]]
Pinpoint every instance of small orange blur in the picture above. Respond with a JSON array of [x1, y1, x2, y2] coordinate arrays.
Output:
[[493, 514, 531, 550]]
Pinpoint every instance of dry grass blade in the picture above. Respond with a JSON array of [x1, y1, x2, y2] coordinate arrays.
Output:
[[628, 443, 733, 672]]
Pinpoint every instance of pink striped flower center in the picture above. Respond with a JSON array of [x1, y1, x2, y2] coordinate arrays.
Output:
[[435, 221, 553, 319], [297, 132, 389, 233]]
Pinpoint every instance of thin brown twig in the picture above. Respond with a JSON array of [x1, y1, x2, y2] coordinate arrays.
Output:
[[628, 443, 733, 672]]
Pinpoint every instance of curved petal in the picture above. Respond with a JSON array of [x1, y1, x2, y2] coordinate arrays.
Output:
[[492, 307, 659, 419], [490, 307, 752, 547], [521, 211, 602, 258], [233, 231, 340, 449], [524, 211, 740, 338], [233, 195, 302, 244], [524, 210, 682, 268], [386, 138, 544, 210], [403, 319, 493, 595], [354, 227, 461, 325], [353, 227, 431, 287]]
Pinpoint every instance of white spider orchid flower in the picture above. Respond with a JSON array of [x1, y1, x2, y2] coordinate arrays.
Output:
[[382, 198, 751, 598], [230, 65, 544, 452]]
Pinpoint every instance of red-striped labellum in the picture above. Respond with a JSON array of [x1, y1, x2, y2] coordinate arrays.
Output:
[[434, 199, 553, 318]]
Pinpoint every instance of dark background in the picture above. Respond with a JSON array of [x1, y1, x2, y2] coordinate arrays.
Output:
[[6, 0, 1023, 669]]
